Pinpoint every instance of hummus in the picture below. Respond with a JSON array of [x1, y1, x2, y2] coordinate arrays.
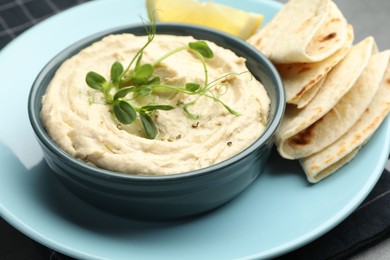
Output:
[[41, 34, 270, 175]]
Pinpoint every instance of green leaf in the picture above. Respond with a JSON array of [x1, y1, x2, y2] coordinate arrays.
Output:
[[113, 100, 137, 124], [188, 41, 214, 58], [110, 61, 124, 84], [113, 86, 134, 100], [146, 76, 160, 85], [141, 104, 175, 111], [183, 103, 200, 120], [139, 112, 157, 139], [185, 82, 201, 92], [135, 85, 153, 96], [132, 64, 153, 83], [85, 71, 107, 90]]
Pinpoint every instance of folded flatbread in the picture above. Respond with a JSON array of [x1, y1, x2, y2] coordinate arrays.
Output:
[[278, 50, 389, 159], [276, 25, 354, 106], [248, 0, 348, 63], [276, 37, 376, 159], [296, 76, 325, 109], [300, 61, 390, 183]]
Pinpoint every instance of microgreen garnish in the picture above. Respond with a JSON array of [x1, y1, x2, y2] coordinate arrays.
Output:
[[85, 17, 240, 139], [188, 41, 214, 58]]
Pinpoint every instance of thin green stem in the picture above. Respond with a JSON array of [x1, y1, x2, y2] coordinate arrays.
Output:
[[199, 92, 240, 116], [151, 46, 188, 67], [191, 50, 209, 88], [206, 71, 249, 90], [151, 84, 194, 95], [122, 43, 152, 83], [121, 18, 156, 82], [103, 82, 114, 104]]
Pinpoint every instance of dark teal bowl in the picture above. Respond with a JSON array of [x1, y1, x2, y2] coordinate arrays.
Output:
[[28, 23, 285, 220]]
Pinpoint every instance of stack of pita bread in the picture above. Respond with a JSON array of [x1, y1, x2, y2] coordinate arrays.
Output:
[[248, 0, 390, 183]]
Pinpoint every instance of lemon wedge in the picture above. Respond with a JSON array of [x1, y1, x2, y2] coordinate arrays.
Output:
[[146, 0, 263, 39]]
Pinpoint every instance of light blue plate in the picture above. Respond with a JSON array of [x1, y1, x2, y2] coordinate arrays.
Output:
[[0, 0, 389, 259]]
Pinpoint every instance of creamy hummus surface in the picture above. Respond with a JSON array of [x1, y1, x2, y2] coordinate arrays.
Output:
[[41, 34, 270, 175]]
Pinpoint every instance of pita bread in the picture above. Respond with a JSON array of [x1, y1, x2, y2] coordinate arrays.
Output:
[[276, 25, 354, 105], [296, 76, 325, 109], [248, 0, 348, 63], [300, 61, 390, 183], [276, 37, 377, 159], [278, 50, 390, 159], [303, 147, 361, 183]]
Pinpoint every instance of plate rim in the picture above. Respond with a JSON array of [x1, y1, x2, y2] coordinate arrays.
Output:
[[0, 0, 389, 259]]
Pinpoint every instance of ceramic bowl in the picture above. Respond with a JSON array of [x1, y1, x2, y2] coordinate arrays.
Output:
[[28, 23, 285, 220]]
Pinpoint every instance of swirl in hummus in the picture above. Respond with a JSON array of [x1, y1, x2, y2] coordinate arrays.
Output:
[[41, 34, 270, 175]]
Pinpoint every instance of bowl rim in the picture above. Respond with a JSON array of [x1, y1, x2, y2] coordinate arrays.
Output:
[[28, 22, 285, 182]]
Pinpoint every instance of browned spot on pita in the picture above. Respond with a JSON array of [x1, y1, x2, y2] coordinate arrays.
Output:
[[327, 18, 341, 24], [316, 73, 324, 80], [334, 141, 347, 157], [366, 109, 390, 133], [295, 78, 317, 97], [386, 78, 390, 85], [298, 66, 311, 73], [295, 17, 313, 33], [337, 148, 346, 157], [296, 84, 310, 97], [353, 133, 363, 145], [294, 74, 324, 100], [288, 118, 322, 146], [324, 155, 334, 164], [255, 38, 262, 46], [320, 32, 337, 42], [311, 165, 320, 171]]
